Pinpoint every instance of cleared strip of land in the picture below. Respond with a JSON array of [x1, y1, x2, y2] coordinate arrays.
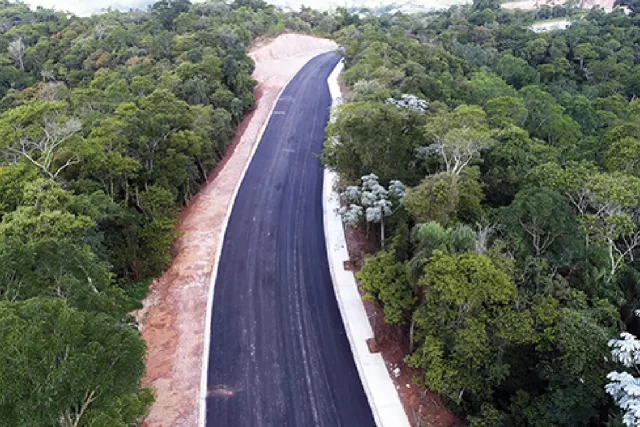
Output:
[[138, 34, 336, 427]]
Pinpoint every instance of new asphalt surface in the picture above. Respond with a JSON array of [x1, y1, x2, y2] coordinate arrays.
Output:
[[205, 52, 376, 426]]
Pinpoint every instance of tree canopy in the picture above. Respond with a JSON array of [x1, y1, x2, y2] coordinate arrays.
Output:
[[323, 3, 640, 425], [0, 0, 340, 423]]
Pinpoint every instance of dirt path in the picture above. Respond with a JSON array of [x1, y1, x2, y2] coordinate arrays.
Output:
[[138, 33, 337, 427]]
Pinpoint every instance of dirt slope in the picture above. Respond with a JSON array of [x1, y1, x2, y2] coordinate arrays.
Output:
[[138, 33, 337, 427]]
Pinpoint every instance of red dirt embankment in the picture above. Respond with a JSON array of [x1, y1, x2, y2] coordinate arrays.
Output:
[[138, 33, 336, 427]]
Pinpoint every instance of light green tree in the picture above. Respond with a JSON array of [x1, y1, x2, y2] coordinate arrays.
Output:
[[529, 162, 640, 280], [420, 105, 494, 176], [0, 101, 82, 181], [408, 251, 534, 403], [357, 250, 416, 325]]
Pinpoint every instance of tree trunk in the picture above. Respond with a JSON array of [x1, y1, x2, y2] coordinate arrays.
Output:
[[135, 186, 141, 209], [58, 390, 96, 427], [196, 156, 208, 183], [409, 317, 416, 353]]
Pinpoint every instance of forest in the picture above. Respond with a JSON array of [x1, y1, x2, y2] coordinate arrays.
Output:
[[0, 0, 335, 425], [4, 0, 640, 424], [321, 0, 640, 425]]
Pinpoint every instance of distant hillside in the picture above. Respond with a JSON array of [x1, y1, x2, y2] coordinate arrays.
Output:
[[24, 0, 617, 17], [24, 0, 153, 16], [25, 0, 473, 16], [502, 0, 614, 11], [278, 0, 471, 12]]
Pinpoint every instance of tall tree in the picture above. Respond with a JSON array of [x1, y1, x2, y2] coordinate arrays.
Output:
[[408, 251, 533, 404], [323, 102, 425, 184], [8, 38, 25, 71], [151, 0, 192, 30], [501, 187, 576, 257], [0, 101, 82, 181], [420, 105, 494, 176]]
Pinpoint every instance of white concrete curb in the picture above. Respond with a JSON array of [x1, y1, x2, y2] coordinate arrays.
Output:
[[323, 60, 411, 427]]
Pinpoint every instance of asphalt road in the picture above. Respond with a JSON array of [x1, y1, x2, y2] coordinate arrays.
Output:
[[205, 52, 376, 427]]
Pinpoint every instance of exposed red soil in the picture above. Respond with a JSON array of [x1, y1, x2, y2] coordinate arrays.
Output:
[[343, 225, 461, 427], [137, 33, 337, 427]]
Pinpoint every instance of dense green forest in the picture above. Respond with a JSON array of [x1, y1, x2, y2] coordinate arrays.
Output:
[[6, 0, 640, 424], [0, 0, 337, 424], [320, 0, 640, 425]]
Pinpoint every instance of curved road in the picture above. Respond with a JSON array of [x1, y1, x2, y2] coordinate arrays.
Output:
[[205, 52, 375, 426]]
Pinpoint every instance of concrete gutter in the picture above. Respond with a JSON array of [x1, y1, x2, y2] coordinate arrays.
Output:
[[323, 59, 411, 427]]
